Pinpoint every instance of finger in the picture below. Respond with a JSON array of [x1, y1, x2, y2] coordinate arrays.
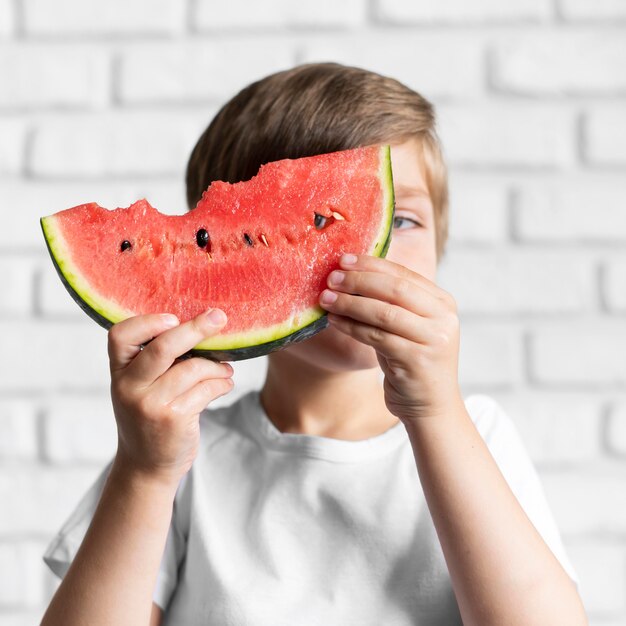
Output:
[[325, 269, 442, 318], [327, 313, 408, 359], [125, 309, 228, 386], [321, 290, 428, 344], [168, 377, 235, 416], [151, 357, 233, 402], [338, 253, 445, 300], [108, 314, 180, 373]]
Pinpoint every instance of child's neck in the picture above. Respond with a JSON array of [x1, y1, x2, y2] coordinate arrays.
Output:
[[259, 353, 400, 441]]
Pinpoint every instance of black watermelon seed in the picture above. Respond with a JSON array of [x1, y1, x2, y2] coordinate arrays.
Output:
[[243, 233, 254, 246], [314, 212, 328, 230], [196, 228, 210, 249], [120, 240, 132, 252]]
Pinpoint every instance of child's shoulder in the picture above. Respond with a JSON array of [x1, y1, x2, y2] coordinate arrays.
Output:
[[198, 388, 257, 447], [463, 393, 517, 444]]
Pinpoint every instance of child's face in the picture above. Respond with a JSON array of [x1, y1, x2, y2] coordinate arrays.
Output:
[[274, 137, 438, 373]]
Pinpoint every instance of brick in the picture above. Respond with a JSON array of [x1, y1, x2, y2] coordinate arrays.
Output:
[[0, 257, 36, 316], [0, 541, 47, 607], [607, 403, 626, 456], [568, 542, 626, 614], [559, 0, 626, 20], [376, 0, 551, 23], [447, 175, 509, 244], [0, 0, 14, 36], [42, 396, 117, 464], [23, 0, 185, 36], [542, 468, 626, 535], [0, 401, 37, 461], [530, 323, 626, 386], [604, 259, 626, 313], [493, 31, 626, 95], [300, 34, 485, 101], [119, 40, 294, 104], [515, 178, 626, 242], [457, 322, 522, 389], [195, 0, 366, 29], [489, 393, 602, 465], [0, 180, 185, 250], [585, 107, 626, 166], [438, 105, 576, 169], [437, 249, 595, 315], [30, 112, 215, 178], [0, 45, 109, 110], [0, 466, 102, 534], [0, 321, 109, 392], [0, 119, 26, 175]]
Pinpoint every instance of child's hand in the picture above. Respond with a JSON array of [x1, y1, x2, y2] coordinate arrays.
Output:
[[319, 254, 464, 423], [107, 309, 234, 486]]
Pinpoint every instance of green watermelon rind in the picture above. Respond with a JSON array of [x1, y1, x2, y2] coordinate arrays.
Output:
[[41, 216, 134, 327], [40, 144, 395, 362]]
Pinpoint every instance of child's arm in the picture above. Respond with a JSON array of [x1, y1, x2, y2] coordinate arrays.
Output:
[[41, 310, 233, 626], [320, 253, 588, 626]]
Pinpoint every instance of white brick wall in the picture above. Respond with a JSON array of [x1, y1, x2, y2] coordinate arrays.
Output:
[[607, 403, 626, 456], [375, 0, 552, 23], [1, 0, 625, 622], [30, 112, 215, 178], [605, 259, 626, 312], [42, 396, 117, 464], [531, 324, 626, 386], [119, 41, 294, 104], [447, 176, 510, 243], [568, 542, 626, 614], [0, 0, 14, 37], [492, 31, 626, 94], [543, 469, 626, 536], [300, 34, 486, 101], [515, 178, 626, 242], [0, 119, 26, 175], [194, 0, 368, 29], [0, 401, 38, 460], [586, 107, 626, 165], [558, 0, 626, 20], [438, 105, 577, 168], [438, 249, 596, 314], [0, 45, 110, 110], [22, 0, 186, 35]]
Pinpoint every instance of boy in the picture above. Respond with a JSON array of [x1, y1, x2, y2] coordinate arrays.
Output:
[[42, 62, 587, 625]]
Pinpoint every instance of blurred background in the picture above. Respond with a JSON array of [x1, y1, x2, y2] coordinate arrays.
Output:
[[1, 0, 625, 623]]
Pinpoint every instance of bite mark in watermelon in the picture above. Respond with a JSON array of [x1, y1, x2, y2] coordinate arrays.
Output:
[[40, 145, 395, 361]]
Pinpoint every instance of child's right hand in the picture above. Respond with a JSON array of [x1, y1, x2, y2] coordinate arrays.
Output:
[[107, 309, 234, 487]]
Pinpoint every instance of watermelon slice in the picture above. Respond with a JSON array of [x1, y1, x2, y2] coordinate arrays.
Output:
[[40, 145, 394, 361]]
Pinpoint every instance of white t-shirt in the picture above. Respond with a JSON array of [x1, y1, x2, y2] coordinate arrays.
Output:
[[43, 390, 578, 625]]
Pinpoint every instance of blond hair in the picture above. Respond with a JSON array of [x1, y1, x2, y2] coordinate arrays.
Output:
[[186, 62, 449, 262]]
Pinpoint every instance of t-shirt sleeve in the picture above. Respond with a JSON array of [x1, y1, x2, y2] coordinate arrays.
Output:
[[42, 457, 189, 611], [468, 395, 579, 587]]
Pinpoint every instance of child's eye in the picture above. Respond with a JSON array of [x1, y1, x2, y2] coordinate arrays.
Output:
[[393, 216, 422, 230]]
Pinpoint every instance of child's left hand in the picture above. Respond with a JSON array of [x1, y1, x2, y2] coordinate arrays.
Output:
[[319, 253, 464, 423]]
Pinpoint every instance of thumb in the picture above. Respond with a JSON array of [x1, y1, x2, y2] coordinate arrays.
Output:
[[108, 313, 180, 373]]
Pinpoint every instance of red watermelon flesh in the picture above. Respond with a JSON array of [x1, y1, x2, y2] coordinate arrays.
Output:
[[40, 144, 394, 361]]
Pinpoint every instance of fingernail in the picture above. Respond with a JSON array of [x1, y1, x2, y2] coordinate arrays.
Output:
[[341, 253, 357, 265], [328, 270, 344, 287], [206, 308, 227, 326], [161, 314, 179, 328], [320, 289, 338, 304]]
